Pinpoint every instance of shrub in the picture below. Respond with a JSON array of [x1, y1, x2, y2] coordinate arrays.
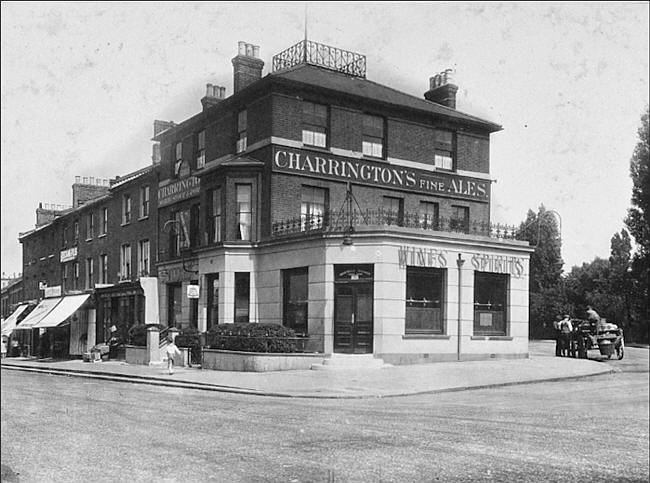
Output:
[[207, 323, 298, 353], [174, 327, 202, 364], [127, 324, 162, 346]]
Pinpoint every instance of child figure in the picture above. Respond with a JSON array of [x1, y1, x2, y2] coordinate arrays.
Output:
[[166, 337, 181, 375]]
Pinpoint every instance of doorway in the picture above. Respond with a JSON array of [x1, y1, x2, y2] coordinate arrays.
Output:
[[333, 264, 373, 353]]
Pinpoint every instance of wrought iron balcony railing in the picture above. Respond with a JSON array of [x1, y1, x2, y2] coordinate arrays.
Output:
[[272, 39, 367, 78], [271, 209, 521, 241]]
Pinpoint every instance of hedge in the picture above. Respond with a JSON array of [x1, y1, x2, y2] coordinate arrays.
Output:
[[207, 323, 298, 353], [174, 327, 202, 364], [127, 324, 162, 347]]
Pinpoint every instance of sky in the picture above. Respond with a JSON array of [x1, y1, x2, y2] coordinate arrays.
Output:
[[1, 2, 649, 277]]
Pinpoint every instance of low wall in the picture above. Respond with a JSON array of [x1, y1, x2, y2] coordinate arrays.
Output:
[[126, 345, 190, 366], [202, 349, 326, 372]]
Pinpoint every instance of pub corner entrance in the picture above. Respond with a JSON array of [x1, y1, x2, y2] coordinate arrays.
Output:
[[333, 264, 374, 354]]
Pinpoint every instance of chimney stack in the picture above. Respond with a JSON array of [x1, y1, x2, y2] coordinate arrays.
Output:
[[232, 41, 264, 94], [201, 83, 227, 111], [152, 120, 175, 164], [424, 69, 458, 109]]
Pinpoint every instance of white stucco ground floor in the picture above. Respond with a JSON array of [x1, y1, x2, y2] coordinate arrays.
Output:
[[156, 229, 533, 364]]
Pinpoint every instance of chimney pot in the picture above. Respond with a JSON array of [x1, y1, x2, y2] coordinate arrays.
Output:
[[232, 42, 264, 93], [220, 86, 226, 98], [238, 41, 246, 55], [253, 45, 260, 58]]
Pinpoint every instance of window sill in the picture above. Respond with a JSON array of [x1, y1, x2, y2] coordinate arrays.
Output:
[[470, 336, 512, 341], [301, 144, 329, 153], [403, 334, 449, 340], [138, 216, 149, 222], [85, 238, 93, 242], [98, 234, 107, 238], [121, 222, 131, 227]]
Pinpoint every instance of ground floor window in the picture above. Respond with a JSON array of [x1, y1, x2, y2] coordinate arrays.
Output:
[[206, 273, 219, 329], [234, 272, 250, 323], [473, 272, 508, 336], [283, 267, 308, 335], [405, 267, 445, 334], [167, 283, 182, 327]]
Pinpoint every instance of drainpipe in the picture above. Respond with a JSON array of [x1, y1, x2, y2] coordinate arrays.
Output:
[[456, 253, 465, 361]]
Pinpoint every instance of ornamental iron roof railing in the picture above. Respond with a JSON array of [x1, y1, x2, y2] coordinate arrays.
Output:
[[271, 209, 521, 240], [272, 40, 367, 78]]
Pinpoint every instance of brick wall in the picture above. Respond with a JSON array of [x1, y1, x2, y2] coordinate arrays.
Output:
[[457, 133, 490, 173], [271, 94, 302, 140], [72, 183, 110, 208]]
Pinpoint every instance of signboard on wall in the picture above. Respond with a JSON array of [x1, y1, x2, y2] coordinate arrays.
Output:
[[60, 246, 78, 263], [273, 147, 490, 202], [44, 285, 62, 298], [187, 285, 200, 299], [157, 176, 200, 208]]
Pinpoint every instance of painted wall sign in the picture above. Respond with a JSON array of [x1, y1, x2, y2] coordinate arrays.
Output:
[[273, 147, 490, 202], [44, 285, 62, 298], [60, 246, 78, 263], [471, 253, 525, 278], [157, 176, 200, 207], [398, 246, 448, 268]]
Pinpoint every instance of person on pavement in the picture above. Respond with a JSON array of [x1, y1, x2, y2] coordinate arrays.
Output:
[[166, 337, 181, 375], [553, 315, 563, 356], [559, 315, 573, 357]]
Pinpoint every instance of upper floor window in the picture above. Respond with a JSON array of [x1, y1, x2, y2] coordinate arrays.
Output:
[[120, 243, 131, 280], [301, 186, 327, 231], [99, 254, 108, 284], [122, 194, 131, 225], [171, 210, 190, 257], [362, 114, 384, 158], [196, 130, 206, 169], [236, 184, 252, 241], [418, 201, 439, 230], [174, 142, 183, 176], [383, 196, 403, 226], [73, 261, 80, 290], [100, 207, 108, 236], [434, 130, 454, 170], [73, 221, 79, 244], [61, 225, 68, 248], [138, 239, 150, 277], [85, 257, 94, 289], [140, 186, 150, 219], [302, 102, 328, 148], [86, 212, 95, 239], [236, 110, 247, 153], [190, 204, 201, 248], [450, 205, 469, 233], [207, 188, 223, 244]]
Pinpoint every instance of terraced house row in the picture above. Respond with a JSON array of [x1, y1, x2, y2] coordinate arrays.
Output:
[[9, 39, 532, 364]]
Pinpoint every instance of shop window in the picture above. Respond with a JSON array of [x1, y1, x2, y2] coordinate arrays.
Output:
[[100, 208, 108, 236], [167, 283, 182, 327], [99, 254, 108, 284], [234, 272, 250, 323], [236, 110, 247, 153], [206, 273, 219, 330], [283, 267, 309, 335], [473, 272, 508, 336], [196, 130, 206, 169], [301, 186, 327, 231], [406, 267, 445, 334], [174, 142, 183, 176], [86, 212, 95, 239], [207, 188, 222, 243], [362, 114, 384, 158], [383, 196, 403, 225], [86, 257, 94, 289], [434, 130, 454, 170], [120, 243, 131, 280], [138, 239, 150, 277], [140, 186, 150, 219], [122, 194, 131, 225], [302, 101, 328, 148], [450, 205, 469, 233], [419, 201, 439, 230], [236, 184, 252, 241]]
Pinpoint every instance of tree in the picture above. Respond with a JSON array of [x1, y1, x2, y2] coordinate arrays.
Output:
[[624, 106, 650, 343], [609, 229, 633, 329], [517, 205, 566, 338]]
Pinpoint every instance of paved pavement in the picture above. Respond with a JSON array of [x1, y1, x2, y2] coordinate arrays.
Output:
[[0, 340, 618, 399]]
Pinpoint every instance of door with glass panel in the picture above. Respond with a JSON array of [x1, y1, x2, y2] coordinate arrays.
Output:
[[334, 265, 373, 353]]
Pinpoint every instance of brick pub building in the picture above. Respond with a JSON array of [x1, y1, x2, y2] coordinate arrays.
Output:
[[153, 40, 532, 363]]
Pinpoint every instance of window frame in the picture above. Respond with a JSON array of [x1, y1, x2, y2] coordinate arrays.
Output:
[[85, 257, 94, 289], [99, 254, 108, 284], [174, 142, 183, 176], [382, 196, 403, 226], [120, 243, 131, 280], [122, 194, 132, 225], [100, 207, 108, 236], [362, 113, 385, 159], [236, 110, 247, 153], [138, 239, 150, 277], [405, 266, 446, 334], [300, 185, 328, 231], [196, 130, 206, 169], [234, 272, 250, 323], [235, 184, 252, 241], [473, 272, 509, 336], [302, 101, 328, 148], [86, 212, 95, 240], [140, 185, 150, 219], [434, 129, 455, 171], [207, 187, 223, 244], [283, 267, 309, 335], [450, 205, 470, 233], [418, 201, 439, 230]]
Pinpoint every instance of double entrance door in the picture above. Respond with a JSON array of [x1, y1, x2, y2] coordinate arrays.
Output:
[[334, 265, 374, 354]]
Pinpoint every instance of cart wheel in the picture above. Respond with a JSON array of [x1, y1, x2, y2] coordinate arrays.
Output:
[[616, 341, 624, 360]]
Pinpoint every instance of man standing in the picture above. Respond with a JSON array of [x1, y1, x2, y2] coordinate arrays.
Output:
[[553, 315, 563, 356], [559, 315, 573, 357]]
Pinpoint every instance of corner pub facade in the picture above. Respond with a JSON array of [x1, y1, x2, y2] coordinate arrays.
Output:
[[153, 39, 532, 364]]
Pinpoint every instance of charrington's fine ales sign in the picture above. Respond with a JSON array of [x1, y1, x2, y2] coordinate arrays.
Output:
[[272, 147, 490, 202]]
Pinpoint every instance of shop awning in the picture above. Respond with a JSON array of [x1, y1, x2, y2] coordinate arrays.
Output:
[[34, 294, 90, 329], [15, 297, 63, 330], [1, 304, 31, 336]]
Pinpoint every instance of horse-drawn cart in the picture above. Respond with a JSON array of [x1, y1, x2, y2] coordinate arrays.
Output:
[[567, 319, 624, 360]]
